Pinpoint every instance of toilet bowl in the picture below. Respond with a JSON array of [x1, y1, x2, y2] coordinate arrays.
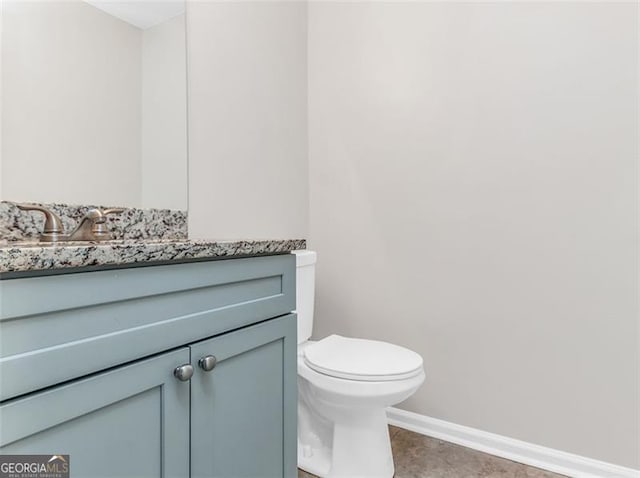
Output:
[[293, 251, 425, 478]]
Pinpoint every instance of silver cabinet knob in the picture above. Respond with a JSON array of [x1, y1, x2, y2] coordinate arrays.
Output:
[[198, 355, 217, 372], [173, 364, 194, 381]]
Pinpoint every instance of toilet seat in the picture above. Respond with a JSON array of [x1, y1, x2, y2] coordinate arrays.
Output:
[[303, 335, 423, 382]]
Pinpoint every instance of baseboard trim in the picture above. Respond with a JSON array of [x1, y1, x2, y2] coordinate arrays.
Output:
[[386, 407, 639, 478]]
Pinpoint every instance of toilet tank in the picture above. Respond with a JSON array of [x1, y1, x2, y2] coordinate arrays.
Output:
[[292, 250, 317, 344]]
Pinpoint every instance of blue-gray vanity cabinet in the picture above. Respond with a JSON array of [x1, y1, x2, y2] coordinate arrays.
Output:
[[0, 348, 191, 478], [0, 254, 298, 477]]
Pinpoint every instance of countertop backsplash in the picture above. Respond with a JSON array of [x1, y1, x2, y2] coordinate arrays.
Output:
[[0, 201, 188, 243]]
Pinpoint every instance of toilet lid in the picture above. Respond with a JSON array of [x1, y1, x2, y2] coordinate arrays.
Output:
[[303, 335, 423, 381]]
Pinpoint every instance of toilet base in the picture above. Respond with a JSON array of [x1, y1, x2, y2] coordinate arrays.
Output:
[[298, 404, 395, 478]]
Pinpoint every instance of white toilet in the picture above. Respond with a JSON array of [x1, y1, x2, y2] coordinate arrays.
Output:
[[294, 250, 425, 478]]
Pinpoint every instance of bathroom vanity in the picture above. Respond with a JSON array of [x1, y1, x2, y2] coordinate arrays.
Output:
[[0, 242, 301, 477], [2, 1, 301, 474]]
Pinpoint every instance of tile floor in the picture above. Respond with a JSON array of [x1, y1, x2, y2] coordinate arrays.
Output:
[[298, 426, 566, 478]]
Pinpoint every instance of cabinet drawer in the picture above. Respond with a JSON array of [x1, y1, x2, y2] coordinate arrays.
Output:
[[0, 254, 295, 401]]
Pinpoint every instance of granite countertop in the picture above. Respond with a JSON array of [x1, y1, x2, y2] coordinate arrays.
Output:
[[0, 201, 305, 275], [0, 238, 306, 275]]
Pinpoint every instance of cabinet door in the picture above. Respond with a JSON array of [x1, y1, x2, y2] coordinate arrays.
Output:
[[190, 314, 297, 478], [0, 348, 190, 478]]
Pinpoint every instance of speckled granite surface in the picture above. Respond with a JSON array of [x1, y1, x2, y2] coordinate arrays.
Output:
[[0, 201, 305, 274], [0, 201, 187, 242], [0, 238, 306, 274]]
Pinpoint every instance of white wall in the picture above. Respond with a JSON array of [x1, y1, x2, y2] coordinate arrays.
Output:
[[141, 13, 188, 211], [186, 1, 308, 239], [308, 1, 639, 469], [1, 1, 142, 206]]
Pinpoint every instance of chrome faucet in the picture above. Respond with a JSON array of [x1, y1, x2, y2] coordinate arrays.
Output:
[[13, 203, 124, 243]]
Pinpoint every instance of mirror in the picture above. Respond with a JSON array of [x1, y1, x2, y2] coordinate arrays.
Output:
[[0, 0, 188, 211]]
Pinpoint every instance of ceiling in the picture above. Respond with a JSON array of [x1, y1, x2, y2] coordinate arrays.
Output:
[[84, 1, 185, 30]]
